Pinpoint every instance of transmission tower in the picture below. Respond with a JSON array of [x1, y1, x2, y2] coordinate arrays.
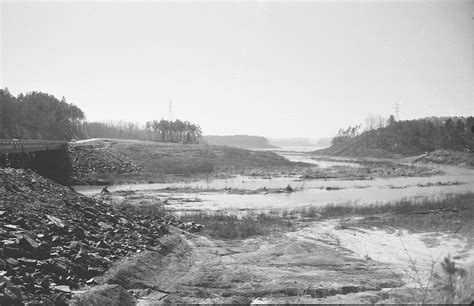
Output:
[[168, 100, 173, 121], [394, 102, 401, 120]]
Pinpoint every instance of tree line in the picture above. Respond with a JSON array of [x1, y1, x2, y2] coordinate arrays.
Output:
[[0, 89, 84, 140], [80, 121, 149, 140], [145, 119, 202, 144], [331, 115, 474, 155], [332, 114, 394, 146], [0, 89, 203, 143]]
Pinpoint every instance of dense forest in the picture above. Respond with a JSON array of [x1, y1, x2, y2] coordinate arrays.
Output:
[[321, 116, 474, 157], [0, 89, 85, 140], [203, 135, 277, 149], [80, 121, 148, 140], [0, 89, 202, 143], [81, 120, 202, 144]]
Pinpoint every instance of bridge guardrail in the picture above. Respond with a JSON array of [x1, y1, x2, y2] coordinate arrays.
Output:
[[0, 139, 68, 154]]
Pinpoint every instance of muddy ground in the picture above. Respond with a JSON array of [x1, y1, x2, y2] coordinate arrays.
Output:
[[69, 139, 310, 185], [69, 139, 440, 186], [73, 213, 473, 304], [77, 226, 402, 304], [68, 141, 474, 304]]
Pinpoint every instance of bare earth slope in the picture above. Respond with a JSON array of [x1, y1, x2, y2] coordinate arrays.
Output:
[[86, 227, 402, 304], [413, 150, 474, 168], [73, 209, 474, 304]]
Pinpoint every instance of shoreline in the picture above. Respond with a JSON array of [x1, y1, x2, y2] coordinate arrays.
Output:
[[2, 139, 473, 304]]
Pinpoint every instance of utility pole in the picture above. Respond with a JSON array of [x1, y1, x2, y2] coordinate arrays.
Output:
[[168, 100, 173, 121]]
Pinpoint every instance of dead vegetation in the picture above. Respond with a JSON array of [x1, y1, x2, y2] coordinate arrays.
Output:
[[172, 193, 474, 245], [414, 149, 474, 168], [71, 139, 311, 185], [179, 212, 293, 240], [316, 193, 474, 234]]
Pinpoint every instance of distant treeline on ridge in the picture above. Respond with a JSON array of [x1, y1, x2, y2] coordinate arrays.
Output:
[[144, 120, 202, 144], [0, 89, 202, 143], [323, 116, 474, 157]]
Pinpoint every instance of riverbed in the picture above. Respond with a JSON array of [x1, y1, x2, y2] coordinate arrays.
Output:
[[74, 149, 474, 303], [75, 150, 474, 213]]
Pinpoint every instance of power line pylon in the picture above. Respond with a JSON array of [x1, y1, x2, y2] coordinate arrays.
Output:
[[168, 100, 173, 121], [394, 102, 401, 120]]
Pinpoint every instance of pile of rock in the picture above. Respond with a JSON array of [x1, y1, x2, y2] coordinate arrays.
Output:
[[0, 168, 182, 304], [178, 222, 203, 233], [69, 144, 142, 184]]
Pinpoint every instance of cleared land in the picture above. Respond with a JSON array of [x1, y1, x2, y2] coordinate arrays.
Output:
[[71, 194, 474, 304], [57, 140, 474, 303], [70, 139, 310, 185]]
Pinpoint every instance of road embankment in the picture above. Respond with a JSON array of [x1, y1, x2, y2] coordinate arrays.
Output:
[[0, 167, 195, 304]]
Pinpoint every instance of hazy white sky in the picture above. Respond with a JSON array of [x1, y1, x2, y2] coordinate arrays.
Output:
[[1, 0, 472, 138]]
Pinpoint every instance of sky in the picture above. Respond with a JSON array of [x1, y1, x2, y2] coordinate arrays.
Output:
[[0, 0, 472, 138]]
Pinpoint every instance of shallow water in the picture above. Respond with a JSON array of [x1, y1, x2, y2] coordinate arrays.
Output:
[[75, 151, 474, 212], [278, 151, 363, 168]]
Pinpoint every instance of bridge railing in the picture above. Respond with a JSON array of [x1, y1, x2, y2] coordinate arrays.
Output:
[[0, 139, 67, 154]]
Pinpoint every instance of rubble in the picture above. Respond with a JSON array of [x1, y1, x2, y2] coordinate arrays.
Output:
[[69, 144, 142, 185], [0, 167, 189, 304], [178, 222, 204, 233]]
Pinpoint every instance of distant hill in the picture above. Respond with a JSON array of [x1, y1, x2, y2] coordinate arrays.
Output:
[[268, 137, 332, 148], [315, 117, 474, 158], [203, 135, 278, 149]]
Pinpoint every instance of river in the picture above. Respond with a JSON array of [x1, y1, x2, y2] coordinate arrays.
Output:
[[74, 148, 474, 213]]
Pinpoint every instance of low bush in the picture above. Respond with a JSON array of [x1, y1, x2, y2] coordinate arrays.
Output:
[[179, 211, 293, 239]]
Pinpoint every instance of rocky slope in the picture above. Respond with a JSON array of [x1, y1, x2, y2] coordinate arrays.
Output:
[[0, 167, 191, 304], [69, 142, 142, 185]]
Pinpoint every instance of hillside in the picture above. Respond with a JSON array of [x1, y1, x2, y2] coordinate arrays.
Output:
[[315, 117, 474, 158], [202, 135, 278, 149], [413, 150, 474, 168], [70, 139, 306, 185]]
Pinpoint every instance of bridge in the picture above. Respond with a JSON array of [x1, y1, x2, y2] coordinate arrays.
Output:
[[0, 139, 71, 184], [0, 139, 67, 154]]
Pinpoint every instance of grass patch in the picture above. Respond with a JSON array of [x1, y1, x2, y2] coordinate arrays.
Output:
[[111, 192, 474, 238], [317, 193, 474, 218], [113, 141, 300, 174], [312, 193, 474, 234], [274, 193, 474, 234], [179, 211, 294, 240], [73, 139, 310, 185]]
